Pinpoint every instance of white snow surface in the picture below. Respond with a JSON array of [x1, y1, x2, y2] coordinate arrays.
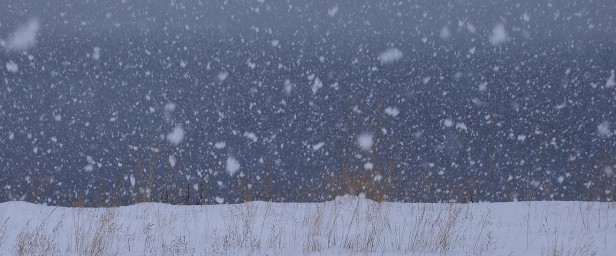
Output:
[[3, 18, 40, 51], [0, 197, 614, 255]]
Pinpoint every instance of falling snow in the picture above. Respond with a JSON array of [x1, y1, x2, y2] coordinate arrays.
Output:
[[378, 48, 403, 64], [166, 126, 185, 145], [311, 77, 323, 95], [328, 6, 339, 17], [597, 122, 612, 137], [226, 156, 241, 176], [214, 141, 227, 149], [1, 0, 615, 211], [312, 142, 325, 151], [489, 23, 509, 46], [5, 61, 18, 73], [92, 47, 101, 60], [357, 133, 373, 151], [244, 132, 258, 142], [3, 18, 40, 51], [607, 71, 616, 88], [218, 71, 229, 82], [384, 107, 400, 117]]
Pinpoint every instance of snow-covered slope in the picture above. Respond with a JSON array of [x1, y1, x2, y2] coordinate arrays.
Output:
[[1, 196, 615, 255]]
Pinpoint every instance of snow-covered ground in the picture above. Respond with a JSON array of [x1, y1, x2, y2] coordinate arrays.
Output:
[[1, 196, 615, 255]]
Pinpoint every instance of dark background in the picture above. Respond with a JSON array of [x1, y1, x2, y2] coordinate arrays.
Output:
[[1, 0, 615, 206]]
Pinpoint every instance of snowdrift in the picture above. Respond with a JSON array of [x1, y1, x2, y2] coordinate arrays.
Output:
[[1, 196, 615, 255]]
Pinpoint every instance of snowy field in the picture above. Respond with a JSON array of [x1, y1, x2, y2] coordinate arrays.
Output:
[[1, 196, 615, 255]]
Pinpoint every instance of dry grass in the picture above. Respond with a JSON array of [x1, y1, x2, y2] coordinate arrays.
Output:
[[2, 198, 614, 255], [15, 220, 60, 256], [1, 197, 496, 255], [0, 217, 8, 250], [72, 207, 121, 255]]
